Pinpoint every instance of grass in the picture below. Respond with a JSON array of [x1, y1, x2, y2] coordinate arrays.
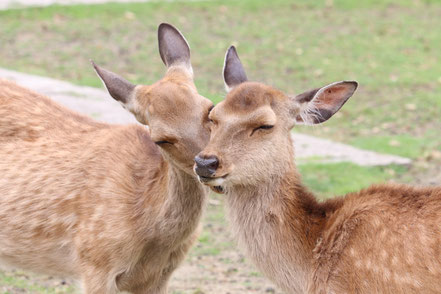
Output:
[[349, 133, 440, 159], [299, 162, 407, 198], [0, 271, 75, 294], [0, 0, 439, 157]]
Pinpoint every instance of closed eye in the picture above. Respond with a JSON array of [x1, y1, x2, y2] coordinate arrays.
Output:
[[256, 125, 274, 130], [155, 140, 174, 146], [251, 125, 274, 136]]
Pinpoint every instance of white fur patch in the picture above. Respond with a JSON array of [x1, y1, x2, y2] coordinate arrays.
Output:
[[198, 176, 226, 187]]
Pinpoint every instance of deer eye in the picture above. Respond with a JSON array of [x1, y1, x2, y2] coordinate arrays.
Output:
[[155, 140, 174, 146], [251, 125, 274, 136]]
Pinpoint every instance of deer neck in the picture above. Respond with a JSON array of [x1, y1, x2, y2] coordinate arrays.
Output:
[[153, 160, 208, 244], [226, 162, 326, 293]]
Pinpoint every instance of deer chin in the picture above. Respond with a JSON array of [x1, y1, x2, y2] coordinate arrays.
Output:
[[197, 176, 227, 194]]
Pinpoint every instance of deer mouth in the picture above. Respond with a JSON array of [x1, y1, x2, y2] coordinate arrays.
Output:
[[197, 175, 228, 194], [210, 185, 225, 194]]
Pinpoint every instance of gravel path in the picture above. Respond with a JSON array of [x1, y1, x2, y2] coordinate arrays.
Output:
[[0, 67, 411, 166], [0, 0, 207, 10], [0, 0, 143, 10]]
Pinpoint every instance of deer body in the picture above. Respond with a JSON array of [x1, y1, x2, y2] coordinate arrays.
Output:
[[0, 24, 212, 294], [195, 46, 441, 293], [227, 164, 441, 293]]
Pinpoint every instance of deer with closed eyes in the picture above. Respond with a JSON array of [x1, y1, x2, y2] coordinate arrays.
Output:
[[194, 46, 441, 293], [0, 23, 213, 294]]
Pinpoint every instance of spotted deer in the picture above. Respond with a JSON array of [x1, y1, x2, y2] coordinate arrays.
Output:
[[194, 46, 441, 293], [0, 23, 213, 294]]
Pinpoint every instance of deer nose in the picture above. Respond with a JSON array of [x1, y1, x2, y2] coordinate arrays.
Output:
[[194, 155, 219, 177]]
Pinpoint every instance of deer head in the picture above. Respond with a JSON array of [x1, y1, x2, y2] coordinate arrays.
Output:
[[195, 46, 357, 192], [92, 23, 213, 174]]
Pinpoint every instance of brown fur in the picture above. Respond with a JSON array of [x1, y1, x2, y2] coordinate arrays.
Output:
[[0, 60, 212, 293], [198, 80, 441, 294]]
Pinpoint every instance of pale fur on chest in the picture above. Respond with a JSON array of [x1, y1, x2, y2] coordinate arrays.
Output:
[[226, 191, 312, 294]]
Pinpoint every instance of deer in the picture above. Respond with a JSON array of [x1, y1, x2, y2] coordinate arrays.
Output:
[[194, 46, 441, 294], [0, 23, 213, 294]]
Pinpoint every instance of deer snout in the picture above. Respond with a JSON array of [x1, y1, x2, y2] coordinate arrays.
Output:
[[194, 155, 219, 178]]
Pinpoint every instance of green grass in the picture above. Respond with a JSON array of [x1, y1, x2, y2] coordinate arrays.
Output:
[[0, 0, 439, 156], [349, 133, 440, 159], [299, 162, 407, 198], [0, 271, 75, 294]]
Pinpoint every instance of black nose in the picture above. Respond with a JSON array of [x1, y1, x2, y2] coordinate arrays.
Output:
[[194, 155, 219, 177]]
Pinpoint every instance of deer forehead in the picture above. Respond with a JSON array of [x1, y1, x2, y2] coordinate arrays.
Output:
[[212, 103, 277, 129], [137, 82, 200, 115], [224, 82, 287, 112]]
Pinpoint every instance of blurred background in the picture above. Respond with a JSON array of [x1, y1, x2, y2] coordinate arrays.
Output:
[[0, 0, 440, 293]]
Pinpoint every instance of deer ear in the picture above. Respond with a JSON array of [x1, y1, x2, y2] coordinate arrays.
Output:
[[158, 23, 192, 75], [292, 81, 358, 125], [223, 46, 248, 92], [91, 60, 136, 108]]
